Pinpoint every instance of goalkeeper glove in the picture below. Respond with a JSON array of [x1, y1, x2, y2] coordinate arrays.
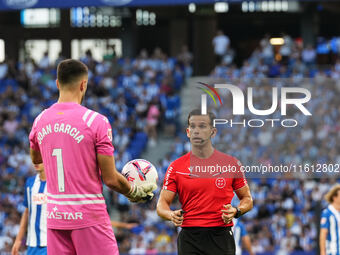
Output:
[[126, 183, 157, 203]]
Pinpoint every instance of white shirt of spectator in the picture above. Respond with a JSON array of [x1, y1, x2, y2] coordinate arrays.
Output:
[[146, 83, 160, 100], [258, 130, 273, 146], [262, 44, 274, 58], [280, 35, 293, 56], [39, 56, 50, 69], [0, 62, 8, 79], [213, 35, 230, 56], [129, 246, 146, 255], [102, 77, 114, 89], [302, 48, 316, 63], [142, 227, 156, 244]]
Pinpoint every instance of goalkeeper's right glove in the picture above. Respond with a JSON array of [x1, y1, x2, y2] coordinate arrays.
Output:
[[126, 183, 157, 203]]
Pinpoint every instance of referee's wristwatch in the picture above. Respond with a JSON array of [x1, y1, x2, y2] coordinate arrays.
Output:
[[234, 207, 242, 218]]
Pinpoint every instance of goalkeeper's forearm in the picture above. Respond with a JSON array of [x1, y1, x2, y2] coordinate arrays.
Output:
[[105, 171, 132, 195], [98, 154, 131, 194]]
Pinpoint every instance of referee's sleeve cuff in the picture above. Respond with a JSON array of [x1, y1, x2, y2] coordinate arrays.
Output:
[[162, 187, 176, 193], [233, 183, 247, 191]]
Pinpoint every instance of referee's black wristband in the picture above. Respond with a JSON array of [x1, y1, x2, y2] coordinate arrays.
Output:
[[234, 207, 242, 218]]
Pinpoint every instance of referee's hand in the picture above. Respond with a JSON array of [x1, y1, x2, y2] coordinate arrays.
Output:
[[221, 204, 237, 224], [170, 210, 184, 227]]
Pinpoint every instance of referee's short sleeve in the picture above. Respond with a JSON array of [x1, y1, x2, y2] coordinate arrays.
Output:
[[162, 163, 177, 193], [232, 158, 247, 190]]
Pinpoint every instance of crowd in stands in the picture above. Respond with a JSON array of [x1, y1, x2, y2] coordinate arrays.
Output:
[[1, 32, 340, 255]]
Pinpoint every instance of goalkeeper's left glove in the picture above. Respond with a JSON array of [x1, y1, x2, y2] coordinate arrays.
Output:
[[126, 183, 157, 203]]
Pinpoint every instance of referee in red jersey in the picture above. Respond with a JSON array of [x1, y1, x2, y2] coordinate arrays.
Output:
[[157, 109, 253, 255]]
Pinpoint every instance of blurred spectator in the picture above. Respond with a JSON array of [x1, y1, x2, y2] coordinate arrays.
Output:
[[162, 90, 180, 137], [177, 45, 193, 78], [212, 30, 230, 64], [278, 231, 297, 255], [316, 38, 330, 65], [302, 45, 316, 68], [55, 52, 65, 66], [260, 35, 274, 65], [3, 112, 18, 136], [145, 240, 158, 255], [280, 34, 293, 65], [129, 236, 146, 255], [0, 59, 8, 79], [39, 51, 50, 69], [146, 101, 160, 147]]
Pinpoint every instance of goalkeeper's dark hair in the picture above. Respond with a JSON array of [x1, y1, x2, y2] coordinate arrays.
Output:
[[57, 59, 88, 86], [187, 109, 216, 127]]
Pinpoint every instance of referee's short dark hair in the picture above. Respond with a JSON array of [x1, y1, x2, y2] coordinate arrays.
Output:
[[187, 109, 216, 127], [57, 59, 88, 86]]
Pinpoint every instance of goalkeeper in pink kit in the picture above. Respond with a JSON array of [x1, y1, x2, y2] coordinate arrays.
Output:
[[29, 59, 156, 255]]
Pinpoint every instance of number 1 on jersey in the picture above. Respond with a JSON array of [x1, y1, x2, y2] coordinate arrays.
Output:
[[52, 148, 65, 192]]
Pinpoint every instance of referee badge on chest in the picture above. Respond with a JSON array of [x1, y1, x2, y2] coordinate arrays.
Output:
[[215, 177, 226, 189]]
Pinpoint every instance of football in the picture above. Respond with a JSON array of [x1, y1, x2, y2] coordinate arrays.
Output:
[[121, 159, 158, 187]]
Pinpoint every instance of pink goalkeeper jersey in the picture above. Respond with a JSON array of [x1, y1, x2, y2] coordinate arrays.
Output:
[[29, 102, 114, 230]]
